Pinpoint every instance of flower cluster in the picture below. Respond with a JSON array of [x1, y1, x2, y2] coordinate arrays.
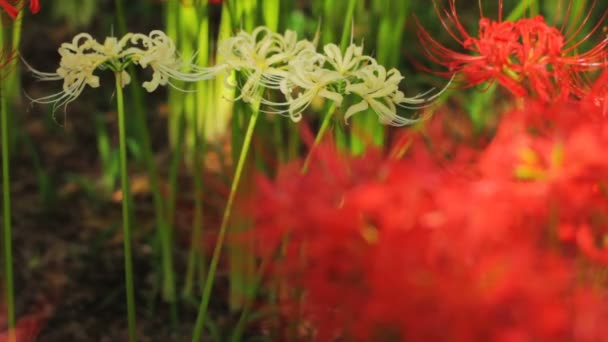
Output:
[[28, 30, 219, 111], [416, 0, 608, 101], [29, 26, 442, 125], [217, 26, 446, 126], [247, 74, 608, 340]]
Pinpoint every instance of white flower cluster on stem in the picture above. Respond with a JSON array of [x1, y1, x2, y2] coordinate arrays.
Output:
[[216, 26, 448, 126], [27, 27, 446, 123], [26, 30, 223, 111]]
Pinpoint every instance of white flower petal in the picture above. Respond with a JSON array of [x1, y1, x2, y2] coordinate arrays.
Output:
[[344, 100, 369, 124]]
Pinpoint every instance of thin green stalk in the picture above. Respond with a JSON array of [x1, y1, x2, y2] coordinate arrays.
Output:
[[7, 9, 22, 99], [116, 0, 176, 308], [333, 0, 356, 151], [469, 83, 497, 132], [184, 8, 211, 297], [166, 0, 180, 146], [160, 109, 183, 325], [273, 119, 286, 164], [1, 73, 15, 342], [242, 0, 258, 31], [134, 94, 176, 307], [302, 102, 335, 173], [339, 0, 357, 51], [192, 99, 261, 342], [114, 0, 128, 36], [167, 112, 187, 227], [287, 120, 299, 161], [183, 128, 205, 298], [228, 92, 247, 312], [262, 0, 280, 31], [0, 21, 15, 342], [344, 0, 384, 155], [506, 0, 538, 21], [115, 72, 137, 342], [230, 255, 271, 342], [21, 131, 54, 207]]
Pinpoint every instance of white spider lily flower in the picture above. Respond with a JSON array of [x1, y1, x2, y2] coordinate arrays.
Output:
[[27, 33, 116, 110], [127, 30, 223, 92], [26, 30, 222, 110], [92, 35, 134, 87], [269, 56, 343, 122], [392, 74, 454, 109], [267, 42, 385, 122], [232, 29, 445, 126], [344, 66, 421, 126], [218, 27, 283, 102], [218, 26, 317, 103], [272, 30, 317, 66], [323, 43, 376, 76]]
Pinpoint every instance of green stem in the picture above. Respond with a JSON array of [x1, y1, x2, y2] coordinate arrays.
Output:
[[185, 4, 210, 296], [273, 119, 286, 164], [262, 0, 280, 31], [134, 82, 176, 307], [116, 0, 176, 309], [115, 72, 137, 342], [183, 77, 207, 297], [505, 0, 538, 21], [192, 101, 261, 342], [1, 22, 15, 342], [287, 122, 299, 161], [183, 133, 205, 298], [114, 0, 128, 34], [1, 70, 15, 342], [7, 9, 23, 102], [334, 0, 356, 152], [160, 102, 183, 323], [230, 251, 273, 342], [339, 0, 357, 51], [301, 102, 335, 173], [229, 292, 257, 341], [167, 112, 186, 229]]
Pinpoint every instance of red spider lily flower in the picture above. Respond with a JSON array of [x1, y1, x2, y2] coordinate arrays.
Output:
[[0, 301, 51, 342], [0, 0, 18, 18], [416, 0, 608, 101], [0, 314, 42, 342], [0, 0, 40, 19], [584, 69, 608, 116], [246, 120, 608, 339], [29, 0, 39, 13], [478, 98, 608, 268]]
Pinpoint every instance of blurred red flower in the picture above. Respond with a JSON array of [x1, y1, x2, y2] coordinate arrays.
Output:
[[416, 0, 608, 101], [585, 69, 608, 116], [0, 0, 40, 19], [0, 0, 18, 17], [0, 302, 51, 342], [29, 0, 39, 13], [480, 97, 608, 266], [247, 96, 608, 340], [0, 315, 42, 342]]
